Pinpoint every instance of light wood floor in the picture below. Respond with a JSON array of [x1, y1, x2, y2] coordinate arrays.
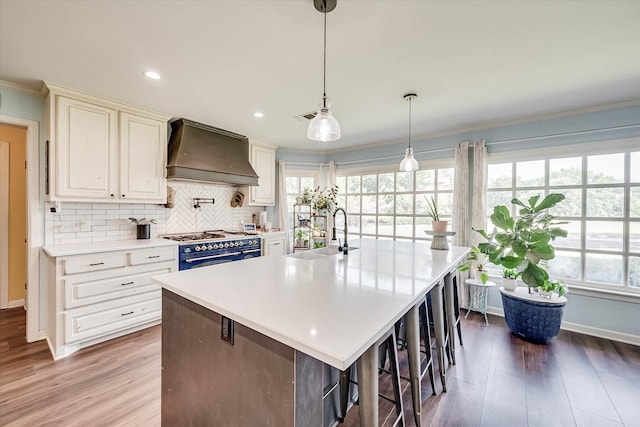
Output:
[[1, 307, 639, 426]]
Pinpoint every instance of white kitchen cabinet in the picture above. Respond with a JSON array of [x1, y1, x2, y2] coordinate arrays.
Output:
[[243, 142, 276, 206], [262, 231, 287, 256], [44, 82, 170, 204], [45, 244, 177, 360], [119, 112, 167, 202]]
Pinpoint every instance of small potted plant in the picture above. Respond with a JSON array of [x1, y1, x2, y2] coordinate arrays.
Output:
[[539, 279, 568, 298], [425, 196, 447, 233], [502, 268, 518, 291], [459, 246, 489, 284], [294, 229, 308, 248]]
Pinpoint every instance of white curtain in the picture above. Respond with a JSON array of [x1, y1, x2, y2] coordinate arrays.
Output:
[[452, 141, 470, 307], [278, 160, 291, 253], [471, 140, 488, 248]]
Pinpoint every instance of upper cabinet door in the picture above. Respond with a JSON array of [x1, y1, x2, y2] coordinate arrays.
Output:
[[119, 112, 167, 203], [46, 83, 170, 203], [248, 143, 276, 206], [55, 96, 117, 199]]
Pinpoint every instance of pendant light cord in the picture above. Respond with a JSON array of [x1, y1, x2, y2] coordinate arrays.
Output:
[[408, 96, 412, 149], [322, 0, 327, 108]]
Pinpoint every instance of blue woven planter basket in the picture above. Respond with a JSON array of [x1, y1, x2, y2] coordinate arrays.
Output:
[[501, 291, 566, 344]]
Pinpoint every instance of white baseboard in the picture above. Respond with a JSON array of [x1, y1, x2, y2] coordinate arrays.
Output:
[[485, 306, 640, 346], [37, 329, 47, 341], [8, 299, 25, 308]]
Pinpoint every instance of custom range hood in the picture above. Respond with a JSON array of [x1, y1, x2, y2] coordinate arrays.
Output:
[[166, 118, 259, 186]]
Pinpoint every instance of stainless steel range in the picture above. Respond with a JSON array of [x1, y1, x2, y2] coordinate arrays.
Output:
[[162, 230, 261, 270]]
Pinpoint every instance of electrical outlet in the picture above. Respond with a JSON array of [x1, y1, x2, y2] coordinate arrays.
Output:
[[221, 316, 234, 345]]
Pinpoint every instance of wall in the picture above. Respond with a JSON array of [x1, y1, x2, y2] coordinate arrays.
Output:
[[45, 181, 263, 245], [0, 124, 27, 303], [0, 83, 46, 331], [278, 102, 640, 342]]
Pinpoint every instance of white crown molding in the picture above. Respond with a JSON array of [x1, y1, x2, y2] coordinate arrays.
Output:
[[0, 80, 42, 97]]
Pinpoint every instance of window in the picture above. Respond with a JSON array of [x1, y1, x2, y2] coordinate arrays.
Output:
[[336, 163, 454, 242], [285, 171, 319, 227], [487, 141, 639, 294]]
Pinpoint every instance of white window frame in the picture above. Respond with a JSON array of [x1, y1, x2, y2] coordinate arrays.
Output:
[[487, 137, 640, 300], [284, 169, 320, 232], [336, 159, 455, 242]]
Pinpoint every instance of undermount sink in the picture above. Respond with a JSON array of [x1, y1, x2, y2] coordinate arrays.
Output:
[[287, 246, 358, 260], [287, 251, 327, 260], [312, 246, 358, 255]]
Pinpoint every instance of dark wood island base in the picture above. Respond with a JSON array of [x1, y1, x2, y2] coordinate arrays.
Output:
[[162, 289, 341, 426]]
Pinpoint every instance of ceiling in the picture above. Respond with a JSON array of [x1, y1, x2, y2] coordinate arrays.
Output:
[[1, 0, 639, 152]]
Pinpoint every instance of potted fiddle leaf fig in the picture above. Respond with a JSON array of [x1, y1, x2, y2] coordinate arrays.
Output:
[[473, 193, 569, 343]]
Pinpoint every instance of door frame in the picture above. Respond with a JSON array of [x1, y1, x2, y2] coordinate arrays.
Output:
[[0, 141, 8, 308], [0, 115, 41, 342]]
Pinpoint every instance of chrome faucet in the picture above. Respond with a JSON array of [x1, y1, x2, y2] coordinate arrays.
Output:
[[332, 207, 348, 255]]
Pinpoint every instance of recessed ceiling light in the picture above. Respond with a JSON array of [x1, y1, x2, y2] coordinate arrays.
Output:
[[144, 71, 161, 80], [254, 112, 264, 118]]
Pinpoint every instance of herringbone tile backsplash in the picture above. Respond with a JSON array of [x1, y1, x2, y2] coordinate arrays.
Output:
[[45, 182, 264, 245]]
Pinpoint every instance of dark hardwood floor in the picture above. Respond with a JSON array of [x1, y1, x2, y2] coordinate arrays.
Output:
[[1, 307, 639, 426]]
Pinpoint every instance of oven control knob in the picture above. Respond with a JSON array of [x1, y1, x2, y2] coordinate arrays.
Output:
[[195, 246, 201, 251], [238, 241, 244, 246], [224, 242, 229, 248], [231, 242, 237, 247], [212, 244, 218, 249], [207, 245, 213, 250]]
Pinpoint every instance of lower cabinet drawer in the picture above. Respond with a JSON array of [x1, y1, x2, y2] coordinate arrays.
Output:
[[63, 253, 127, 275], [64, 293, 161, 344], [64, 267, 171, 309], [129, 247, 176, 266]]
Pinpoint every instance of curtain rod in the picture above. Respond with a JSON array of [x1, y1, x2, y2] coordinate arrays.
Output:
[[286, 123, 639, 168], [485, 124, 639, 147], [336, 146, 454, 166], [283, 161, 330, 167]]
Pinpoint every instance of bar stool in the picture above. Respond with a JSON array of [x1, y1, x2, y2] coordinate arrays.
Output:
[[338, 327, 404, 426], [427, 279, 451, 392], [390, 299, 437, 427], [444, 272, 463, 364]]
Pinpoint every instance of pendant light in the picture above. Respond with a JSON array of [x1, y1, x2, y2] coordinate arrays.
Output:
[[308, 0, 341, 142], [399, 93, 419, 171]]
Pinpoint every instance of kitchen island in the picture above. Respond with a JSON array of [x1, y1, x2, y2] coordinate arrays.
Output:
[[153, 238, 469, 426]]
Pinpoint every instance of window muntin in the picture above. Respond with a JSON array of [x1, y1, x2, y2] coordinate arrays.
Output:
[[487, 147, 639, 293], [337, 164, 453, 242], [285, 172, 319, 229]]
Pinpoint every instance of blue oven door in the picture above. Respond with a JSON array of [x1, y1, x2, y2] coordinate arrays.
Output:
[[180, 249, 262, 270]]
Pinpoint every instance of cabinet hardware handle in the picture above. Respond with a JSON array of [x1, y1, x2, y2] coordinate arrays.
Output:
[[121, 311, 134, 316], [121, 194, 126, 197], [273, 242, 280, 245], [110, 194, 114, 197], [121, 281, 134, 286], [89, 262, 104, 266], [148, 255, 160, 259]]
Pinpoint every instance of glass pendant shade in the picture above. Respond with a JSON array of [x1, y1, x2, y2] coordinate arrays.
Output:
[[307, 106, 341, 142], [399, 92, 418, 171], [399, 146, 419, 171]]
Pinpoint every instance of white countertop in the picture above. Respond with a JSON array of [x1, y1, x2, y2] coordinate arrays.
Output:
[[153, 238, 469, 370], [42, 238, 179, 257]]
